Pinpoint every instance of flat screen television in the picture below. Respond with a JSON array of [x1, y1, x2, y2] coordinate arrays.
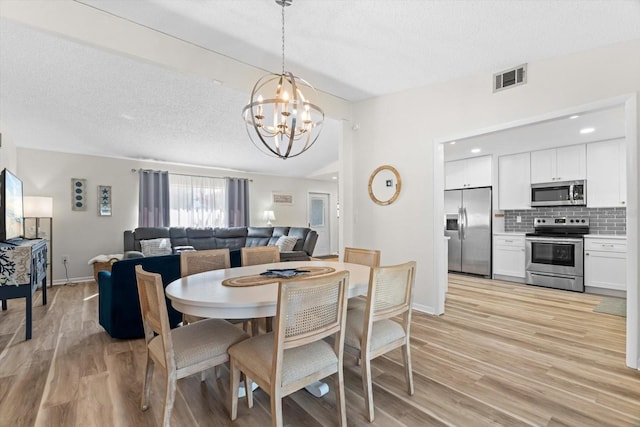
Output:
[[0, 168, 24, 241]]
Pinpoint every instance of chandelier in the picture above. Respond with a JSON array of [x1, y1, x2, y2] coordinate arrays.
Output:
[[242, 0, 324, 159]]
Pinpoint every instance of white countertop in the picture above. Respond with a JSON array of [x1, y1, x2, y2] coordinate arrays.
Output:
[[493, 232, 527, 236], [584, 234, 627, 240]]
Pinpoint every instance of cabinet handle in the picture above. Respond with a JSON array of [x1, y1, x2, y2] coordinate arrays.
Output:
[[504, 240, 513, 243], [551, 177, 556, 181], [585, 252, 590, 256], [622, 201, 626, 204], [557, 176, 562, 180]]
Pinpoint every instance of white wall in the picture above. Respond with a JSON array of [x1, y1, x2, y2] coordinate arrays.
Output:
[[14, 148, 337, 282], [347, 40, 640, 366]]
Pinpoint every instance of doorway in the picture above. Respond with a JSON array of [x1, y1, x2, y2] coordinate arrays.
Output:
[[433, 94, 638, 369], [308, 192, 331, 256]]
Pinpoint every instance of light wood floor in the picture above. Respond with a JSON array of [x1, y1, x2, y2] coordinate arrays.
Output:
[[1, 274, 639, 426]]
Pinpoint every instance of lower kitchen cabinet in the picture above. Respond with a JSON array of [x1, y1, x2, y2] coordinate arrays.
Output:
[[584, 236, 626, 291], [493, 234, 525, 282]]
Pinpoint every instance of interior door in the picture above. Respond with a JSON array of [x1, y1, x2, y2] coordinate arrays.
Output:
[[308, 192, 330, 256]]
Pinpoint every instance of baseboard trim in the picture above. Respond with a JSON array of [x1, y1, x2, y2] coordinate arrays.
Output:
[[412, 302, 438, 315]]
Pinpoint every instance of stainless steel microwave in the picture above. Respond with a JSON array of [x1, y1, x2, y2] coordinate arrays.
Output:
[[530, 180, 586, 207]]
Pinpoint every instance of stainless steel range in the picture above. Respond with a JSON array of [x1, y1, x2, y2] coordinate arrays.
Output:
[[525, 217, 589, 292]]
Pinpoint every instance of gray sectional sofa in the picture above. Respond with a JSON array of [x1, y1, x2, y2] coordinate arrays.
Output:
[[123, 226, 318, 261]]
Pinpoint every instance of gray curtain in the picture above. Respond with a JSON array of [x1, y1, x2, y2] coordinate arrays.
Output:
[[138, 169, 170, 227], [226, 178, 250, 227]]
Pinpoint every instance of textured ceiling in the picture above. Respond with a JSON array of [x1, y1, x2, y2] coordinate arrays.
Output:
[[1, 0, 639, 178]]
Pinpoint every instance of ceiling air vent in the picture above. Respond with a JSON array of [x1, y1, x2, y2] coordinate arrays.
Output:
[[493, 64, 527, 92]]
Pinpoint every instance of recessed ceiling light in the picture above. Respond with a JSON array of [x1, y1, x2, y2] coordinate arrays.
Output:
[[580, 127, 595, 134], [569, 115, 579, 119], [120, 114, 135, 121], [332, 176, 337, 180], [471, 148, 481, 153], [449, 141, 456, 145]]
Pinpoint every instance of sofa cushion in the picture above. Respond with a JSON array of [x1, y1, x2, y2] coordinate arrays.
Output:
[[287, 227, 311, 251], [140, 238, 172, 256], [246, 227, 274, 247], [185, 227, 217, 250], [275, 235, 298, 251]]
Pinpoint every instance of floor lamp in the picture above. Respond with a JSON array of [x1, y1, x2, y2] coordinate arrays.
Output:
[[23, 196, 53, 287]]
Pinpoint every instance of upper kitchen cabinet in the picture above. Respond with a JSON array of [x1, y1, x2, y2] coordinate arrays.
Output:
[[445, 155, 492, 190], [586, 138, 626, 207], [530, 144, 586, 184], [498, 152, 531, 210]]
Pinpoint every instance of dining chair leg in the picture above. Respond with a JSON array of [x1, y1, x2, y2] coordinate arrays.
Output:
[[230, 358, 240, 421], [271, 390, 283, 427], [265, 316, 273, 333], [251, 319, 260, 336], [245, 374, 254, 409], [333, 370, 347, 427], [361, 356, 375, 422], [402, 342, 414, 395], [141, 356, 154, 411], [163, 373, 177, 427]]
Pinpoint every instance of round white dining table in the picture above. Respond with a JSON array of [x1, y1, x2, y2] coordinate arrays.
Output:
[[165, 260, 371, 320]]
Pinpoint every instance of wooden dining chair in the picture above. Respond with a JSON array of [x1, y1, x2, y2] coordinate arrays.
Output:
[[344, 247, 381, 311], [343, 261, 416, 422], [228, 270, 350, 427], [180, 249, 231, 326], [240, 246, 281, 333], [134, 265, 249, 427], [241, 246, 281, 266]]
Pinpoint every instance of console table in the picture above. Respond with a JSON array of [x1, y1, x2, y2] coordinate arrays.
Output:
[[0, 239, 47, 340]]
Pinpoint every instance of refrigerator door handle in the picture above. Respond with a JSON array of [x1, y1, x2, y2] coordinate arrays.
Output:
[[462, 207, 468, 240], [458, 207, 463, 240]]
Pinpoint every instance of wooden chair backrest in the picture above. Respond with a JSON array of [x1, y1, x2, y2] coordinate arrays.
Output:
[[365, 261, 416, 325], [180, 248, 230, 277], [241, 246, 280, 266], [344, 247, 381, 268], [135, 265, 175, 370], [272, 270, 349, 379]]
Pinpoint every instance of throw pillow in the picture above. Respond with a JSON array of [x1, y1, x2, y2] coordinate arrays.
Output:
[[140, 238, 173, 257], [275, 235, 298, 252]]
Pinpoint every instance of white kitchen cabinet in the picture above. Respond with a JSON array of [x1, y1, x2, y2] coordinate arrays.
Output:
[[445, 155, 492, 190], [493, 234, 526, 280], [584, 236, 626, 291], [530, 144, 586, 183], [498, 152, 531, 210], [586, 138, 626, 207]]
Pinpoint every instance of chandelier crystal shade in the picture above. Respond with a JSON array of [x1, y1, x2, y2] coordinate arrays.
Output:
[[242, 0, 324, 159]]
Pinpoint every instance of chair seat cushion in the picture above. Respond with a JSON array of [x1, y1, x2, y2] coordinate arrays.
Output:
[[228, 332, 338, 387], [344, 308, 406, 353], [347, 296, 367, 311], [149, 319, 248, 370]]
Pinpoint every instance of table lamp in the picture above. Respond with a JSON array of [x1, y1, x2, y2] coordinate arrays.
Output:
[[263, 210, 276, 226]]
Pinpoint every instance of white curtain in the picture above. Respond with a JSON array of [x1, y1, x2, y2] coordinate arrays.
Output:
[[169, 174, 227, 228]]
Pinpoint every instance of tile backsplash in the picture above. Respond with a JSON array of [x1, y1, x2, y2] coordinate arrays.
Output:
[[504, 207, 626, 235]]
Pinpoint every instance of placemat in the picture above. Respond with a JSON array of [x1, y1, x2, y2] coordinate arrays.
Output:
[[222, 266, 336, 287]]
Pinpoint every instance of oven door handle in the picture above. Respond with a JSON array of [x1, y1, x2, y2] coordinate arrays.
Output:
[[525, 237, 584, 244]]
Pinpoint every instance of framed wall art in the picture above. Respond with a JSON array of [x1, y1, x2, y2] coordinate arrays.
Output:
[[272, 191, 294, 205], [71, 178, 87, 211], [98, 185, 112, 216]]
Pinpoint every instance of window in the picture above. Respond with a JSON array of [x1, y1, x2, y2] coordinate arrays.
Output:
[[169, 174, 226, 228]]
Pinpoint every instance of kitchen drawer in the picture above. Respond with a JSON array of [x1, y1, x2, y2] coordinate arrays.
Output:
[[494, 235, 525, 247], [584, 238, 626, 253]]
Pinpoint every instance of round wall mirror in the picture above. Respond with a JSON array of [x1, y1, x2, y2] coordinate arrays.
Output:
[[368, 165, 402, 205]]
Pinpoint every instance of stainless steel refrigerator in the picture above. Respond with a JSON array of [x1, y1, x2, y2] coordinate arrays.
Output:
[[445, 187, 492, 276]]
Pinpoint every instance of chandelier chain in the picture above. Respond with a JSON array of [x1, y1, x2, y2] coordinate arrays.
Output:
[[281, 1, 285, 74]]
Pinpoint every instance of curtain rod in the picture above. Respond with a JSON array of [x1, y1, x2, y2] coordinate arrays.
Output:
[[130, 169, 252, 182]]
